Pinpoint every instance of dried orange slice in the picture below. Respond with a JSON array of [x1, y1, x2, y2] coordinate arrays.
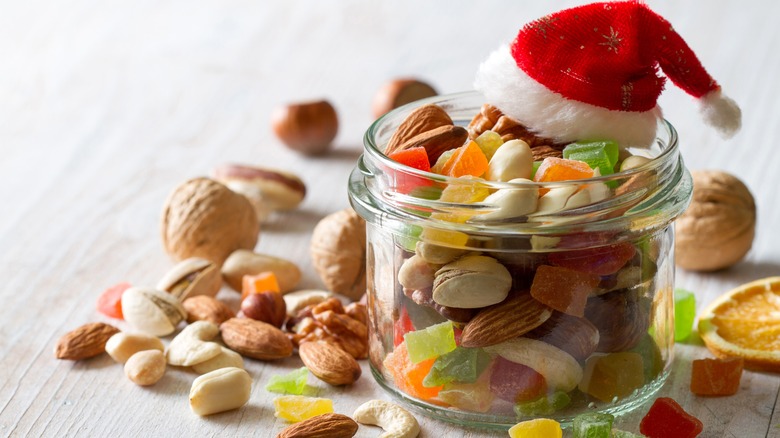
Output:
[[698, 277, 780, 372]]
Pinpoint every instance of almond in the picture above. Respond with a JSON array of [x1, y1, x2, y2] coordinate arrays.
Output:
[[525, 311, 600, 361], [384, 104, 452, 155], [299, 341, 361, 386], [460, 293, 553, 348], [55, 322, 120, 360], [220, 317, 292, 360], [398, 124, 468, 165], [277, 413, 358, 438], [183, 295, 235, 325]]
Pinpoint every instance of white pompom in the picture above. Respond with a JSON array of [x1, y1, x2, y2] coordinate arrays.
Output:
[[699, 89, 742, 139]]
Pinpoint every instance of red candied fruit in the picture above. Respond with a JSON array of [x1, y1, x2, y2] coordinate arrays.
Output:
[[388, 147, 431, 172], [96, 282, 132, 319], [530, 265, 600, 317], [490, 356, 547, 403], [640, 397, 703, 438], [690, 357, 744, 396], [393, 307, 415, 347], [548, 243, 636, 276]]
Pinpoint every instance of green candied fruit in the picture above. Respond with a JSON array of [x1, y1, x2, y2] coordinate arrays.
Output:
[[407, 185, 443, 201], [265, 367, 309, 395], [563, 140, 619, 176], [611, 430, 643, 438], [396, 224, 423, 253], [474, 130, 504, 161], [422, 346, 492, 387], [531, 161, 542, 179], [514, 391, 571, 417], [628, 334, 664, 382], [674, 288, 697, 342], [431, 149, 457, 174], [572, 412, 614, 438], [403, 321, 456, 364]]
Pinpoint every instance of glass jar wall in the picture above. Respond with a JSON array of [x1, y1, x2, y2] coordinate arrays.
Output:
[[348, 92, 692, 428]]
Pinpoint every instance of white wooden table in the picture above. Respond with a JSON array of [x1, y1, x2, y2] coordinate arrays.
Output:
[[1, 1, 779, 436]]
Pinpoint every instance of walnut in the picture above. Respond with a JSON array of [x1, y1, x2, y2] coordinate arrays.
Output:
[[289, 298, 368, 359], [310, 208, 366, 300], [675, 170, 756, 271], [161, 178, 259, 265]]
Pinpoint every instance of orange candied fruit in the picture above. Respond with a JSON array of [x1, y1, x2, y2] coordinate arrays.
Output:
[[440, 141, 489, 178], [530, 265, 600, 318], [690, 357, 744, 396], [96, 282, 132, 319], [241, 272, 281, 300], [534, 157, 594, 183], [383, 341, 442, 401]]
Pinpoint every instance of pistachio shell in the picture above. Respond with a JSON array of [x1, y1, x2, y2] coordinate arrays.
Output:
[[157, 257, 222, 300], [121, 287, 187, 336], [432, 255, 511, 308]]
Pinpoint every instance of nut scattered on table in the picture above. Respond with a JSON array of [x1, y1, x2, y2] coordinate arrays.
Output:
[[189, 367, 252, 416], [182, 295, 235, 325], [121, 287, 187, 337], [105, 332, 164, 364], [156, 257, 222, 300], [352, 399, 420, 438], [310, 208, 367, 301], [277, 413, 359, 438], [289, 298, 369, 360], [222, 249, 302, 293], [54, 322, 120, 360], [165, 321, 223, 367], [191, 346, 244, 375], [124, 350, 166, 386], [675, 169, 756, 271], [212, 164, 307, 223], [241, 289, 287, 328], [271, 100, 338, 155], [372, 78, 438, 119], [220, 317, 293, 360], [298, 340, 362, 386], [161, 177, 259, 266], [283, 289, 333, 317]]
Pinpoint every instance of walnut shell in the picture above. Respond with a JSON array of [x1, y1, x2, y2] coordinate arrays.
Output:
[[310, 208, 366, 300], [675, 170, 756, 271], [161, 178, 259, 265]]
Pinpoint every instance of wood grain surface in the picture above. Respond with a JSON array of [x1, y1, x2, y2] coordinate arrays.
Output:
[[1, 1, 779, 436]]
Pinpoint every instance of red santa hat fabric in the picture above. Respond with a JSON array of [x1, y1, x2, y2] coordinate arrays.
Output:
[[475, 1, 741, 147]]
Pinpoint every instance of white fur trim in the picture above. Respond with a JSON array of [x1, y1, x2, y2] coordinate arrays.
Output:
[[474, 46, 661, 148], [699, 89, 741, 139]]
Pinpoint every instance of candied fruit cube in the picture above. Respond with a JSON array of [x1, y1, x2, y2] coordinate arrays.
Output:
[[533, 157, 595, 183], [437, 377, 494, 413], [265, 367, 308, 395], [548, 243, 636, 276], [388, 146, 431, 171], [514, 391, 571, 417], [273, 395, 333, 423], [431, 149, 457, 174], [440, 141, 489, 178], [530, 265, 600, 317], [404, 321, 456, 364], [241, 272, 280, 300], [97, 282, 131, 319], [383, 341, 442, 400], [690, 357, 743, 396], [612, 430, 643, 437], [674, 288, 696, 342], [423, 346, 491, 387], [508, 418, 562, 438], [579, 353, 645, 402], [438, 180, 490, 204], [628, 334, 664, 382], [490, 357, 547, 403], [394, 307, 416, 347], [640, 397, 703, 438], [572, 412, 614, 438], [563, 141, 619, 176], [474, 130, 504, 161]]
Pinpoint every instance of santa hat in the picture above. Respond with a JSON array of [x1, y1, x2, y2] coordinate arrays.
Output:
[[474, 1, 741, 147]]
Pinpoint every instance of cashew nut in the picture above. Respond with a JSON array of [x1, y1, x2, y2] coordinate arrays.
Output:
[[166, 321, 222, 366], [473, 178, 538, 221], [484, 337, 583, 392], [353, 399, 420, 438], [485, 139, 533, 182]]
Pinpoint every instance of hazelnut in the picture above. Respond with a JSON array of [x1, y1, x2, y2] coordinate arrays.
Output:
[[241, 290, 286, 328], [371, 78, 437, 118], [310, 208, 366, 300], [675, 170, 756, 271], [271, 100, 338, 155], [161, 178, 259, 265], [212, 164, 306, 223]]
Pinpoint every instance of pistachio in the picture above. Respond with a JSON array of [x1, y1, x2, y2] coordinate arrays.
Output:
[[157, 257, 222, 300], [398, 255, 437, 292], [485, 140, 533, 182], [121, 287, 187, 337], [222, 249, 302, 293], [473, 178, 538, 221], [432, 255, 512, 308], [415, 241, 466, 265]]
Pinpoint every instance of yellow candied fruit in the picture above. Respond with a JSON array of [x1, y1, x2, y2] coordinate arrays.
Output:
[[508, 418, 562, 438], [420, 228, 469, 248], [273, 395, 333, 423]]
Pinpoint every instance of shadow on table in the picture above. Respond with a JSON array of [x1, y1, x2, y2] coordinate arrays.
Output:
[[696, 259, 780, 288]]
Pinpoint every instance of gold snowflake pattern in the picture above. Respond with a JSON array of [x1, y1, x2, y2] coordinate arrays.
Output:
[[530, 16, 559, 39], [599, 26, 623, 53]]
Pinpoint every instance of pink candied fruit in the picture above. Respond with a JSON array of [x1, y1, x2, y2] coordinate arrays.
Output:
[[640, 397, 703, 438], [530, 265, 600, 317], [548, 243, 636, 276]]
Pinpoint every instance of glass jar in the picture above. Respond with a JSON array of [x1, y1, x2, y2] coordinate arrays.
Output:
[[348, 91, 692, 429]]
